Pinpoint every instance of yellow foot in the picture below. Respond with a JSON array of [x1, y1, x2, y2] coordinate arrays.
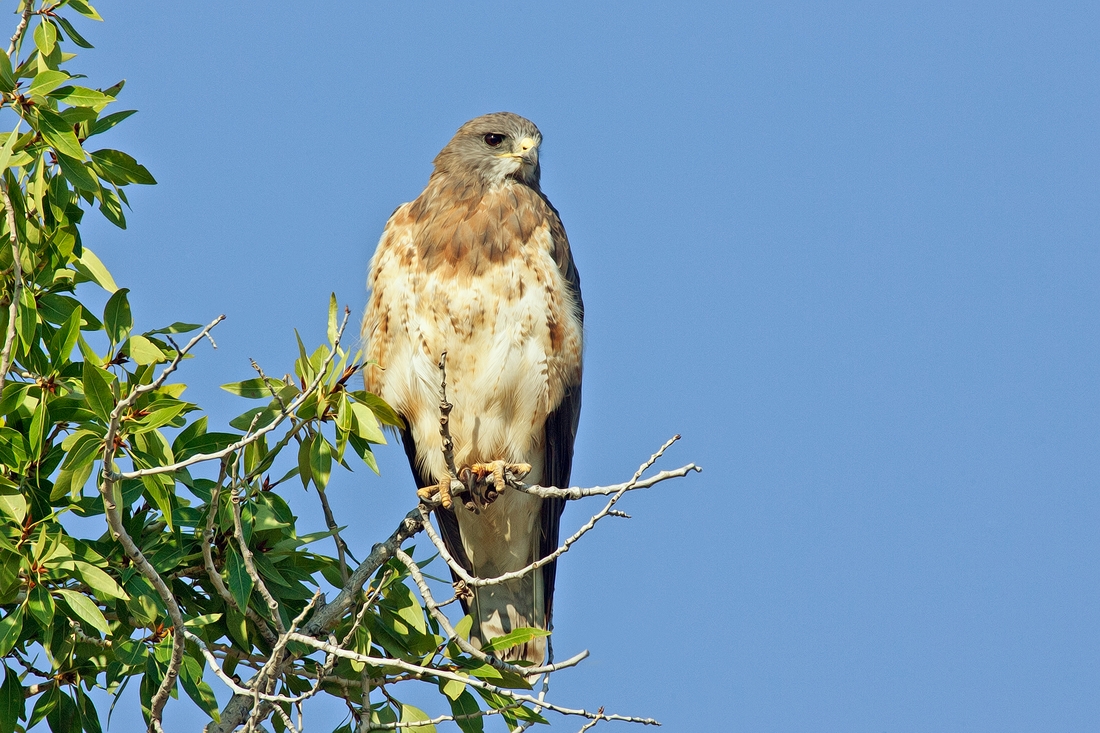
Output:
[[469, 460, 532, 491], [416, 475, 454, 510]]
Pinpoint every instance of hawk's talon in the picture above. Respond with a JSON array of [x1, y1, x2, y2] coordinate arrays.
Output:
[[469, 460, 531, 489], [452, 579, 474, 604], [459, 460, 531, 511], [417, 475, 454, 510]]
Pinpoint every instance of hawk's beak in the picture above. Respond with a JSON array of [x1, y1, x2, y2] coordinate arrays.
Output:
[[518, 137, 538, 163], [501, 137, 539, 164]]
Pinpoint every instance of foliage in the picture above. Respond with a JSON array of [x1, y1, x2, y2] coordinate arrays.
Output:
[[0, 3, 569, 732]]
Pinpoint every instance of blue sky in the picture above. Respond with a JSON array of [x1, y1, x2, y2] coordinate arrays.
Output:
[[64, 1, 1100, 731]]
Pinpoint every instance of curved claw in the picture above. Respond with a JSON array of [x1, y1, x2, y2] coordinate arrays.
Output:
[[417, 475, 454, 509]]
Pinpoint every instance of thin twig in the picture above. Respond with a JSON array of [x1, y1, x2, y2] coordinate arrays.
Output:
[[420, 438, 693, 589], [284, 633, 660, 727], [314, 477, 349, 584]]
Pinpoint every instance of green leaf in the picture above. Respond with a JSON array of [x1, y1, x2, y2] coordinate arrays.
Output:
[[98, 184, 126, 228], [33, 22, 58, 58], [351, 401, 386, 444], [147, 321, 202, 335], [454, 614, 473, 642], [102, 287, 131, 344], [125, 334, 164, 364], [347, 434, 379, 475], [0, 484, 27, 524], [87, 109, 135, 138], [56, 151, 100, 191], [51, 85, 112, 111], [179, 656, 219, 721], [55, 16, 94, 49], [89, 149, 156, 185], [68, 0, 103, 21], [296, 433, 313, 488], [51, 455, 96, 501], [16, 284, 36, 353], [447, 689, 484, 733], [49, 305, 82, 369], [73, 561, 127, 600], [55, 589, 109, 634], [0, 427, 26, 469], [350, 390, 403, 427], [228, 405, 277, 432], [478, 626, 550, 654], [27, 583, 54, 628], [113, 639, 146, 666], [0, 605, 23, 656], [309, 433, 332, 490], [226, 548, 253, 611], [82, 360, 114, 421], [177, 431, 238, 458], [27, 398, 48, 460], [0, 121, 21, 171], [0, 383, 28, 417], [440, 676, 467, 701], [0, 54, 14, 93], [183, 613, 222, 628], [75, 247, 118, 292], [399, 704, 436, 733], [130, 402, 187, 434], [221, 378, 277, 399], [140, 473, 174, 530], [327, 293, 338, 345], [33, 106, 85, 159], [26, 685, 56, 731], [73, 686, 102, 733], [28, 70, 68, 98], [0, 664, 25, 733], [45, 689, 80, 733]]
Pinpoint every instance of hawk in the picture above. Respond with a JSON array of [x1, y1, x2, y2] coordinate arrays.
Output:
[[362, 112, 583, 665]]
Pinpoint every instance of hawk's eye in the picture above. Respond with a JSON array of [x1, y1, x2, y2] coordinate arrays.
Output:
[[483, 133, 505, 148]]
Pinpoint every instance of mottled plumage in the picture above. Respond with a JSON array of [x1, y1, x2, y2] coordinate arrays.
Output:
[[362, 113, 583, 665]]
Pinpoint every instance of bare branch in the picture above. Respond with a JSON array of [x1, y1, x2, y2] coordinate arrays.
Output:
[[7, 0, 33, 59], [420, 437, 696, 589], [284, 632, 660, 727]]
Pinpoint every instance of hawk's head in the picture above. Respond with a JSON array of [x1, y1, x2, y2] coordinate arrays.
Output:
[[433, 112, 543, 188]]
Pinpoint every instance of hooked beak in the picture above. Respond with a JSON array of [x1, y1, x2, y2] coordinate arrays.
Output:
[[499, 136, 539, 165]]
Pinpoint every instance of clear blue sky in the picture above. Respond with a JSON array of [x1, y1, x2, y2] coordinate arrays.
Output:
[[67, 1, 1099, 731]]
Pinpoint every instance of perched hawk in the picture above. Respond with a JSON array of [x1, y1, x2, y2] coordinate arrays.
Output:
[[362, 112, 583, 665]]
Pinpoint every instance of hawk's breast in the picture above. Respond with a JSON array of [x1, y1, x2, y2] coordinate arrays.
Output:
[[362, 183, 583, 486]]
